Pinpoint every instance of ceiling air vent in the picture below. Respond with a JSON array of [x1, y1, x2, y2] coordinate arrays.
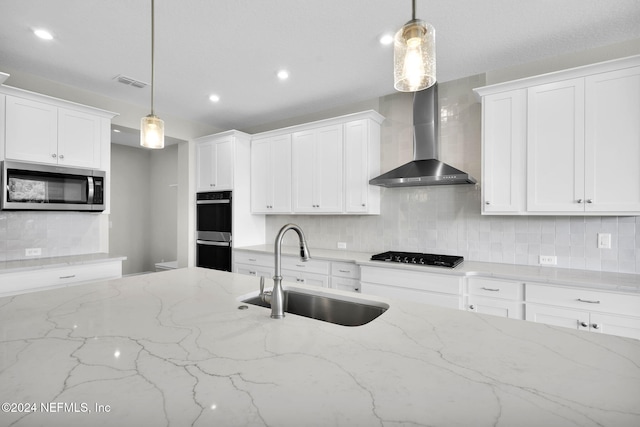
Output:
[[114, 74, 148, 89]]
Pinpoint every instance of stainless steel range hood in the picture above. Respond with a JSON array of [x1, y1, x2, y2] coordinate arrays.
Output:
[[369, 83, 477, 187]]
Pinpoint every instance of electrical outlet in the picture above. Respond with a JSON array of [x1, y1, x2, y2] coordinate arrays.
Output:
[[539, 255, 557, 266], [597, 233, 611, 249], [25, 248, 42, 257], [337, 242, 347, 249]]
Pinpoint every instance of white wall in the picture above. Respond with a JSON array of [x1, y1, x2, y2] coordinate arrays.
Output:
[[110, 143, 178, 274]]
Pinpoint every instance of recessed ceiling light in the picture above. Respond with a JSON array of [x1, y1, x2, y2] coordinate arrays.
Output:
[[209, 94, 220, 103], [33, 29, 54, 40], [379, 33, 393, 46], [277, 70, 289, 80]]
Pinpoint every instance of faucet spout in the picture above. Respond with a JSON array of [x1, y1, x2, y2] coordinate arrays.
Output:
[[272, 223, 310, 319]]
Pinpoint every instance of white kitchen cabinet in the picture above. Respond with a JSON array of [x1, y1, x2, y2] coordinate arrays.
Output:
[[527, 78, 586, 212], [5, 95, 104, 168], [466, 277, 524, 319], [250, 110, 384, 215], [331, 261, 361, 292], [344, 119, 381, 214], [480, 89, 527, 214], [292, 124, 343, 213], [195, 135, 234, 191], [475, 55, 640, 216], [525, 282, 640, 340], [0, 260, 123, 297], [250, 134, 292, 213], [583, 66, 640, 213], [233, 250, 274, 279], [360, 265, 463, 310]]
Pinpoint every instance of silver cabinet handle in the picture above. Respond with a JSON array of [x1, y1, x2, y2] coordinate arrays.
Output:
[[295, 264, 306, 268], [469, 305, 475, 310], [577, 199, 583, 204], [580, 322, 589, 328], [248, 271, 257, 276], [59, 154, 64, 160], [591, 323, 600, 330], [577, 298, 600, 304], [248, 258, 257, 262], [481, 287, 500, 292], [338, 269, 351, 273], [51, 153, 57, 158], [586, 199, 593, 204], [59, 274, 76, 279], [485, 201, 490, 205], [296, 278, 305, 283]]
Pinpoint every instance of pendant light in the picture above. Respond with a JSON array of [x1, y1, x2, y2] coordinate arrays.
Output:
[[141, 0, 164, 149], [394, 0, 436, 92]]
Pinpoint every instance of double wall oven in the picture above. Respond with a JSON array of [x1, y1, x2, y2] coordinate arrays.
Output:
[[196, 191, 232, 272]]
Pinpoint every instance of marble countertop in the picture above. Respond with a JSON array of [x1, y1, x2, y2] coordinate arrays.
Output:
[[1, 267, 638, 426], [237, 245, 640, 293], [0, 253, 127, 274]]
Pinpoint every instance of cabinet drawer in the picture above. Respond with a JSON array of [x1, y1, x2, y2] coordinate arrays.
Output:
[[331, 262, 360, 279], [282, 270, 329, 288], [468, 277, 523, 300], [360, 266, 462, 295], [526, 283, 640, 317], [233, 251, 272, 267], [361, 282, 461, 309], [0, 262, 122, 296], [281, 256, 330, 275], [234, 263, 274, 279]]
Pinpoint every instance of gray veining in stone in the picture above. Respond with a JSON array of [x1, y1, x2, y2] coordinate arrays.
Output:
[[1, 268, 638, 426]]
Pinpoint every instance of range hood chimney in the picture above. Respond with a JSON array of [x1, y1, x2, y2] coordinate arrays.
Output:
[[369, 83, 477, 187]]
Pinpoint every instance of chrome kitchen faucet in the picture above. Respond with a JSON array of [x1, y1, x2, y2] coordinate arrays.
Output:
[[269, 223, 311, 319]]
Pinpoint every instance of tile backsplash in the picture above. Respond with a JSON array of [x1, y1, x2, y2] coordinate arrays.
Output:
[[0, 211, 101, 261], [266, 75, 640, 274]]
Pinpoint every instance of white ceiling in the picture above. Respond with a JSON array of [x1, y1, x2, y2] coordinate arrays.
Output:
[[1, 0, 640, 139]]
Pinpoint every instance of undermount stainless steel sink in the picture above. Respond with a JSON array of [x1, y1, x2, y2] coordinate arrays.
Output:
[[242, 289, 388, 327]]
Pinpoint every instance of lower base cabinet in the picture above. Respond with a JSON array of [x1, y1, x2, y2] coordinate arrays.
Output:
[[360, 266, 463, 310], [0, 260, 123, 297], [466, 277, 524, 320], [525, 283, 640, 340]]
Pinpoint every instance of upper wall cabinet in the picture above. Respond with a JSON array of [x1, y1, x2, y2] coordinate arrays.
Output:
[[250, 110, 384, 215], [474, 55, 640, 216], [251, 134, 292, 214], [195, 134, 234, 191], [1, 89, 115, 169]]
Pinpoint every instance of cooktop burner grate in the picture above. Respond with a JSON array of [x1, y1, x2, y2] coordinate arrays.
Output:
[[370, 251, 464, 268]]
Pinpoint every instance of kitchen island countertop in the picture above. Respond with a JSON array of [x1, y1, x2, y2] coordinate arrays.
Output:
[[0, 267, 638, 426]]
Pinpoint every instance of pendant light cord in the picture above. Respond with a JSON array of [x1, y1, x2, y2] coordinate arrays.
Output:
[[412, 0, 416, 20], [151, 0, 155, 116]]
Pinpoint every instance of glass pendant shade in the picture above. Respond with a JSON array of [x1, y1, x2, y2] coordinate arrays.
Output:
[[394, 19, 436, 92], [140, 114, 164, 149]]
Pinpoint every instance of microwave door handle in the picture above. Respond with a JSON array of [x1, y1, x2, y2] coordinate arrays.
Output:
[[87, 177, 94, 203]]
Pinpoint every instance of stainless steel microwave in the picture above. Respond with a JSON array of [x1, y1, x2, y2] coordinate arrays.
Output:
[[1, 160, 105, 211]]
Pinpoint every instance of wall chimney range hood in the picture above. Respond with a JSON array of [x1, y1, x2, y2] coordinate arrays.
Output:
[[369, 83, 476, 188]]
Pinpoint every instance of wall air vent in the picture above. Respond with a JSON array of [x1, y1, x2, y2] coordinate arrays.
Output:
[[114, 74, 148, 89]]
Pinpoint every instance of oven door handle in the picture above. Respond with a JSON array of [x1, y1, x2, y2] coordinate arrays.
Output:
[[196, 200, 230, 205], [196, 240, 231, 247]]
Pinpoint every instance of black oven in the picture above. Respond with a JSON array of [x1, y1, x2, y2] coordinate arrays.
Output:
[[196, 191, 232, 271]]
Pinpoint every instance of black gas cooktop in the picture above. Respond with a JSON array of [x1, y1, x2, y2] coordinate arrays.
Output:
[[370, 251, 464, 268]]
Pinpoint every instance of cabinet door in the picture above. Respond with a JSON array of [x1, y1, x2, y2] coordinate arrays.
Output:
[[481, 89, 526, 213], [282, 270, 329, 288], [214, 137, 234, 190], [251, 135, 291, 213], [584, 66, 640, 213], [344, 119, 369, 213], [292, 130, 316, 212], [5, 96, 58, 164], [467, 296, 523, 319], [527, 79, 585, 212], [589, 312, 640, 340], [314, 125, 343, 212], [196, 140, 216, 191], [292, 125, 343, 213], [57, 108, 101, 168], [525, 303, 590, 331]]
